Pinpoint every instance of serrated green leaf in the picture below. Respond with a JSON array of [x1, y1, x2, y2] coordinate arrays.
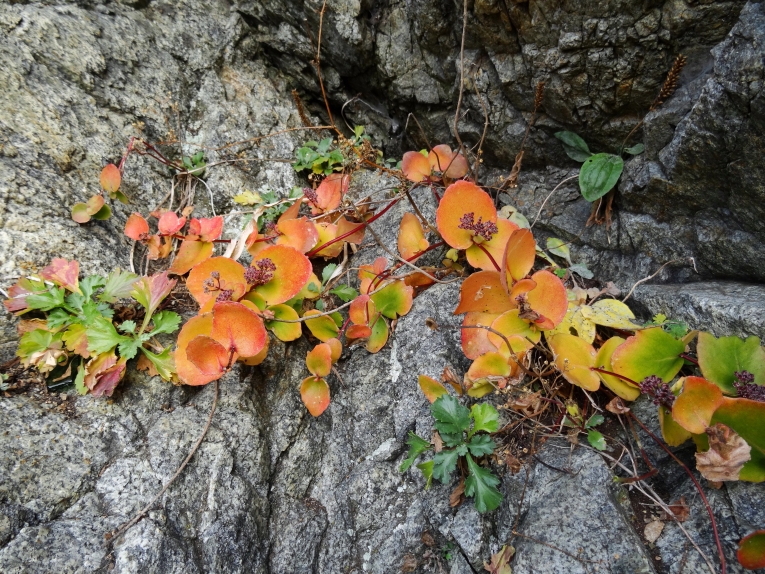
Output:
[[139, 346, 176, 381], [100, 269, 139, 303], [585, 414, 604, 428], [80, 275, 106, 299], [307, 283, 319, 293], [117, 336, 143, 360], [118, 320, 137, 334], [321, 264, 338, 285], [470, 403, 499, 435], [417, 460, 434, 489], [47, 308, 75, 329], [433, 449, 460, 484], [86, 317, 130, 354], [431, 395, 470, 437], [464, 454, 502, 513], [587, 430, 607, 451], [17, 329, 55, 361], [624, 143, 645, 155], [579, 153, 624, 202], [467, 434, 496, 457], [150, 310, 181, 336], [26, 287, 66, 312], [74, 364, 87, 395], [329, 285, 359, 302], [400, 431, 432, 473]]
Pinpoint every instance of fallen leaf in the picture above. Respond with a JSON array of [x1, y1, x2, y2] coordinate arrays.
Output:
[[662, 497, 690, 522], [695, 423, 751, 482], [421, 531, 436, 547], [644, 520, 665, 543], [401, 554, 418, 572], [450, 479, 465, 507], [605, 397, 630, 414], [484, 544, 515, 574]]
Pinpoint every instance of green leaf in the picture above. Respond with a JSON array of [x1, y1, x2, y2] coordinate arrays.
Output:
[[17, 329, 55, 361], [585, 414, 604, 428], [467, 434, 496, 457], [697, 332, 765, 395], [433, 449, 460, 484], [417, 460, 434, 489], [329, 285, 359, 302], [400, 431, 432, 472], [587, 430, 607, 451], [624, 143, 645, 155], [74, 364, 87, 395], [80, 275, 106, 299], [321, 264, 338, 285], [307, 282, 319, 293], [47, 308, 75, 329], [139, 346, 176, 381], [118, 320, 137, 334], [569, 264, 594, 279], [117, 336, 143, 360], [80, 299, 112, 325], [91, 204, 112, 220], [546, 238, 571, 265], [86, 317, 130, 354], [470, 403, 499, 435], [579, 153, 624, 202], [464, 454, 502, 513], [25, 287, 66, 312], [100, 269, 138, 303], [150, 310, 181, 336], [431, 395, 471, 437], [554, 131, 592, 162], [554, 268, 567, 278]]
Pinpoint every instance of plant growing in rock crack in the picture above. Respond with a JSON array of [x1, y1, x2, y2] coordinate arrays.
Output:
[[561, 400, 607, 451], [400, 394, 502, 513], [293, 137, 344, 175]]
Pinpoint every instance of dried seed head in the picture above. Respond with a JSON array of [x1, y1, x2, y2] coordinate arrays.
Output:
[[245, 258, 277, 286], [458, 212, 498, 242]]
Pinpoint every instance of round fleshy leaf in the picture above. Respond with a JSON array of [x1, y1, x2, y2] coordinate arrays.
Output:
[[124, 213, 149, 241], [337, 216, 365, 245], [100, 164, 121, 193], [349, 294, 377, 326], [548, 333, 600, 391], [402, 151, 431, 182], [71, 203, 92, 224], [659, 404, 692, 447], [359, 257, 388, 294], [186, 257, 247, 308], [366, 316, 389, 353], [242, 290, 267, 310], [436, 181, 497, 250], [301, 376, 331, 416], [672, 376, 725, 434], [326, 338, 342, 363], [186, 335, 229, 376], [595, 336, 640, 401], [461, 312, 500, 360], [168, 240, 214, 275], [306, 343, 333, 378], [312, 222, 343, 258], [488, 309, 540, 359], [419, 375, 449, 403], [91, 204, 112, 220], [239, 335, 270, 366], [429, 145, 469, 179], [466, 352, 512, 398], [304, 309, 340, 342], [454, 271, 514, 315], [158, 212, 186, 235], [526, 270, 569, 330], [697, 332, 765, 395], [738, 530, 765, 569], [251, 245, 312, 305], [310, 173, 348, 214], [587, 299, 642, 330], [346, 324, 373, 341], [297, 273, 322, 300], [210, 301, 268, 359], [502, 228, 536, 287], [188, 216, 224, 242], [175, 313, 219, 386], [466, 219, 519, 272], [509, 277, 536, 301], [611, 327, 685, 386], [265, 304, 302, 341], [277, 218, 319, 253], [279, 199, 301, 222], [398, 212, 430, 260], [370, 281, 413, 319], [85, 194, 105, 215]]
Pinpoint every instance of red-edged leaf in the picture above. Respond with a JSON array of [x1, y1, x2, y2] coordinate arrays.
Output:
[[611, 327, 685, 385], [346, 324, 373, 340], [429, 145, 468, 179], [349, 294, 376, 325], [158, 212, 186, 235], [91, 357, 127, 397], [306, 343, 333, 378], [359, 257, 388, 294], [124, 213, 150, 241], [370, 280, 413, 319], [466, 219, 519, 271], [526, 270, 568, 330], [210, 301, 267, 358], [595, 336, 640, 401], [251, 245, 312, 305], [39, 258, 81, 294], [100, 164, 121, 193], [188, 216, 224, 242], [738, 530, 765, 569], [502, 228, 536, 288], [366, 316, 389, 353], [304, 310, 341, 342], [277, 217, 319, 253], [466, 352, 512, 398], [310, 173, 349, 214], [398, 212, 429, 260], [548, 333, 600, 391], [402, 151, 431, 182], [672, 376, 725, 434], [461, 312, 499, 359], [488, 309, 539, 360], [71, 203, 92, 224], [84, 351, 118, 391], [337, 216, 365, 245], [175, 313, 219, 386], [279, 199, 302, 222], [168, 240, 214, 275], [326, 338, 342, 363], [301, 376, 331, 416], [130, 272, 176, 316], [454, 271, 514, 315], [436, 181, 497, 250], [419, 375, 449, 403], [311, 222, 343, 258], [239, 334, 270, 366], [186, 335, 229, 376], [186, 257, 247, 310]]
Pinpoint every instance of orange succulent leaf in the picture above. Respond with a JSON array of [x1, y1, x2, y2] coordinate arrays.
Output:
[[326, 338, 342, 363], [461, 312, 499, 360], [349, 294, 377, 326], [709, 397, 765, 482], [346, 324, 373, 341], [595, 336, 640, 401], [304, 309, 340, 342], [429, 145, 468, 179], [168, 240, 214, 275], [509, 277, 536, 301], [359, 257, 388, 294], [611, 327, 685, 385], [279, 199, 301, 222], [466, 219, 518, 271], [124, 213, 150, 241], [370, 281, 413, 319], [186, 335, 229, 376], [454, 271, 514, 315], [250, 245, 312, 306], [175, 313, 219, 386], [404, 269, 437, 289], [672, 376, 725, 435], [188, 216, 224, 242], [312, 222, 343, 258], [436, 181, 497, 250], [276, 218, 319, 253], [419, 374, 449, 403], [309, 173, 349, 214], [265, 304, 302, 341], [301, 376, 331, 416], [241, 289, 267, 310], [158, 212, 186, 235], [526, 270, 568, 330], [306, 343, 333, 378], [100, 164, 121, 194], [398, 212, 430, 260], [401, 151, 431, 182], [186, 257, 247, 309], [210, 301, 267, 358], [488, 309, 540, 357], [659, 404, 692, 447], [366, 316, 389, 353], [39, 258, 81, 294], [502, 228, 536, 287], [239, 334, 270, 366], [548, 333, 600, 391], [738, 530, 765, 569], [466, 352, 512, 398], [336, 217, 366, 246]]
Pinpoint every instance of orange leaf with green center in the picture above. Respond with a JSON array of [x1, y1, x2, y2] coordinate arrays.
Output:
[[312, 222, 342, 258], [188, 216, 224, 242], [466, 352, 512, 398], [454, 271, 514, 315], [158, 212, 186, 235], [210, 301, 267, 358], [708, 397, 765, 482], [306, 343, 333, 378], [488, 309, 539, 360], [72, 195, 108, 224], [738, 530, 765, 569], [419, 374, 449, 403], [359, 257, 387, 294], [175, 313, 219, 386], [186, 257, 247, 310], [366, 316, 389, 353], [277, 218, 319, 253], [402, 151, 431, 182], [296, 273, 322, 300], [525, 270, 568, 330], [169, 240, 214, 275], [436, 181, 497, 250], [304, 310, 340, 341], [186, 335, 229, 376], [100, 164, 121, 193], [660, 403, 692, 447], [466, 219, 519, 272], [398, 212, 430, 260], [548, 333, 600, 391], [265, 304, 302, 341], [461, 312, 500, 359], [429, 145, 468, 179], [311, 173, 349, 214], [611, 327, 685, 385], [301, 376, 330, 416], [346, 324, 373, 341], [125, 213, 150, 241], [502, 228, 536, 288], [672, 376, 725, 434], [595, 336, 640, 401], [350, 294, 377, 325], [697, 332, 765, 395], [250, 245, 311, 305], [370, 280, 413, 319], [39, 259, 81, 294]]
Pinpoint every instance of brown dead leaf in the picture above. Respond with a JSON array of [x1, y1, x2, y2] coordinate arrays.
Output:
[[566, 428, 579, 445], [421, 531, 436, 547], [484, 544, 514, 574], [644, 519, 665, 543], [401, 554, 418, 572], [695, 423, 751, 482], [136, 353, 159, 377], [662, 496, 690, 522], [450, 479, 466, 508], [503, 450, 522, 474], [508, 391, 541, 415], [441, 366, 463, 395], [432, 431, 443, 453], [605, 397, 630, 414], [425, 317, 439, 331]]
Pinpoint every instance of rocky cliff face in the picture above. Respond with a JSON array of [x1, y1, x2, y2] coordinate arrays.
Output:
[[1, 1, 764, 573]]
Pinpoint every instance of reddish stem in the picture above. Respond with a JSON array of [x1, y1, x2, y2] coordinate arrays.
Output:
[[475, 242, 501, 272], [591, 367, 638, 386], [680, 353, 699, 366], [370, 240, 447, 290], [170, 234, 231, 244], [338, 316, 352, 337]]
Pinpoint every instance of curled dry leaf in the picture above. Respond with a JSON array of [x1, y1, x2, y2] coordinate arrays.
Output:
[[662, 496, 690, 523], [605, 397, 630, 414], [695, 423, 752, 482], [449, 478, 466, 508], [644, 520, 665, 544]]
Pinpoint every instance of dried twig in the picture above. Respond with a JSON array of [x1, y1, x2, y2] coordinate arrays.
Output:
[[622, 257, 695, 303], [453, 0, 472, 180]]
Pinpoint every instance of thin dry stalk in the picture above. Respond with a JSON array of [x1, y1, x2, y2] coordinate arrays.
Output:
[[453, 0, 472, 180], [622, 257, 695, 302], [500, 82, 544, 192], [292, 89, 315, 130]]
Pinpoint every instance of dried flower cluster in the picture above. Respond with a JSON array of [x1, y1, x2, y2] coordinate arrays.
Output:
[[639, 375, 676, 408], [458, 212, 498, 242]]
